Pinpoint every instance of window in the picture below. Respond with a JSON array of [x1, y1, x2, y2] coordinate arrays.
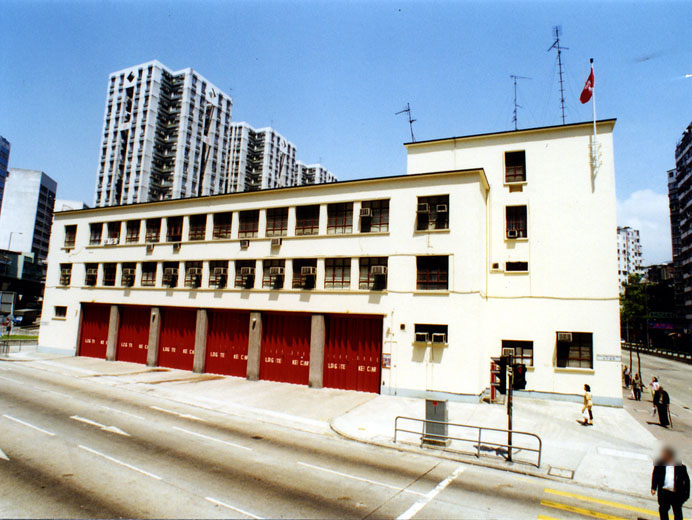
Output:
[[121, 262, 136, 286], [107, 222, 121, 241], [167, 216, 183, 242], [505, 151, 526, 183], [85, 263, 98, 286], [414, 324, 448, 344], [103, 263, 116, 286], [126, 220, 140, 243], [416, 195, 449, 231], [295, 205, 320, 235], [262, 259, 286, 289], [184, 261, 203, 288], [188, 214, 206, 241], [501, 340, 534, 366], [162, 262, 179, 287], [213, 212, 232, 239], [141, 262, 157, 286], [209, 260, 228, 288], [359, 257, 388, 290], [506, 206, 527, 239], [235, 259, 256, 288], [327, 203, 353, 234], [238, 210, 259, 238], [556, 332, 593, 369], [54, 306, 67, 318], [266, 207, 288, 237], [360, 200, 389, 233], [325, 258, 351, 289], [292, 259, 317, 289], [416, 256, 448, 290], [64, 225, 76, 248], [506, 261, 528, 272], [89, 223, 103, 245], [145, 219, 161, 243], [59, 263, 72, 286]]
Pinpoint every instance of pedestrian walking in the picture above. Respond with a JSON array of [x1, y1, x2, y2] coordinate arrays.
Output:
[[655, 386, 672, 428], [623, 365, 631, 388], [581, 384, 593, 426], [650, 377, 660, 415], [651, 446, 689, 520], [633, 373, 642, 401]]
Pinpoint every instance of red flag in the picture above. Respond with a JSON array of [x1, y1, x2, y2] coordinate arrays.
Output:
[[580, 67, 594, 104]]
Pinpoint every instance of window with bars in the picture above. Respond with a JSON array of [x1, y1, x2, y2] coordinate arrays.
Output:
[[359, 257, 388, 290], [292, 259, 317, 289], [162, 262, 179, 287], [556, 332, 593, 369], [506, 206, 527, 238], [85, 263, 98, 286], [416, 195, 449, 231], [145, 219, 161, 243], [107, 222, 121, 241], [238, 210, 259, 238], [188, 214, 206, 241], [235, 259, 256, 288], [505, 151, 526, 183], [167, 216, 183, 242], [64, 225, 76, 248], [416, 256, 449, 290], [360, 200, 389, 233], [213, 212, 232, 239], [327, 203, 353, 234], [184, 261, 203, 288], [121, 262, 136, 286], [89, 223, 103, 245], [262, 259, 286, 289], [295, 205, 320, 235], [266, 207, 288, 237], [209, 260, 228, 288], [103, 263, 116, 286], [59, 264, 72, 286], [126, 220, 140, 243], [325, 258, 351, 289], [141, 262, 157, 286], [501, 340, 534, 366]]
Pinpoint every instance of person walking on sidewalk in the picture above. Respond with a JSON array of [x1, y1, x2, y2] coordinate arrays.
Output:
[[623, 365, 631, 388], [581, 384, 593, 425], [651, 446, 689, 520], [633, 373, 643, 401], [650, 376, 660, 415], [655, 386, 672, 428]]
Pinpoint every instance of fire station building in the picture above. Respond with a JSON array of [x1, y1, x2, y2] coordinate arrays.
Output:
[[38, 120, 622, 405]]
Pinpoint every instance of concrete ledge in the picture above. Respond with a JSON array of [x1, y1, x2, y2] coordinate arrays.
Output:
[[382, 386, 483, 403], [37, 346, 76, 356]]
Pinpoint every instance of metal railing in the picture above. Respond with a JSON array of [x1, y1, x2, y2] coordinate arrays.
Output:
[[622, 344, 692, 364], [0, 339, 37, 355], [394, 416, 542, 468]]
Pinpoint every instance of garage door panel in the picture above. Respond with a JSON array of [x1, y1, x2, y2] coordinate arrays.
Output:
[[205, 310, 250, 377], [116, 306, 150, 364], [260, 312, 311, 385], [157, 308, 196, 371], [79, 304, 110, 359]]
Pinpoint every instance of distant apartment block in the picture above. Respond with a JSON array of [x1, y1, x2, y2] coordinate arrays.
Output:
[[297, 161, 338, 185], [617, 226, 643, 290], [55, 199, 90, 212], [0, 169, 57, 260], [0, 136, 10, 216], [93, 60, 234, 207]]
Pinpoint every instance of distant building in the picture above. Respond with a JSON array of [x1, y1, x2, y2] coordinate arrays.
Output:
[[617, 226, 643, 290], [644, 262, 674, 284], [0, 249, 45, 313], [0, 136, 10, 217], [297, 161, 338, 185], [55, 199, 89, 212], [0, 169, 57, 260]]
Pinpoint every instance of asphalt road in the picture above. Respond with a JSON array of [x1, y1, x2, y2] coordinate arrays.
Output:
[[0, 360, 676, 519]]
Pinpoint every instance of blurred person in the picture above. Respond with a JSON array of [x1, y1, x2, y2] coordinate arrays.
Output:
[[633, 373, 642, 401], [624, 365, 631, 387], [581, 384, 593, 426], [650, 376, 660, 415], [651, 446, 689, 520], [655, 386, 671, 428]]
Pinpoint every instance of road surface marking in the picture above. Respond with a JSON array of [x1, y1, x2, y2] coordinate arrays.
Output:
[[537, 515, 561, 520], [150, 405, 207, 422], [78, 445, 161, 480], [2, 414, 56, 436], [397, 466, 465, 520], [172, 426, 251, 451], [47, 389, 74, 399], [100, 405, 145, 421], [0, 447, 9, 461], [298, 461, 426, 497], [544, 487, 659, 516], [596, 447, 650, 461], [205, 497, 262, 519], [70, 415, 130, 437], [540, 499, 627, 520]]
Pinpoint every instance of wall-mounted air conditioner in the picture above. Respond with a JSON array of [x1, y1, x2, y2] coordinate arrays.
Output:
[[240, 267, 255, 276], [436, 204, 448, 213], [164, 267, 178, 276], [271, 238, 282, 247], [507, 229, 519, 239], [240, 239, 250, 248], [417, 203, 429, 214], [431, 333, 447, 344], [415, 332, 430, 343], [371, 265, 388, 276], [146, 244, 154, 253], [188, 267, 202, 275], [213, 267, 227, 276], [269, 266, 285, 276], [557, 332, 573, 342], [360, 207, 372, 218], [301, 266, 317, 276]]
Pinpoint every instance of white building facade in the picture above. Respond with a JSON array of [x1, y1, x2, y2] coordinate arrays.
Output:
[[616, 226, 643, 290], [40, 120, 621, 405]]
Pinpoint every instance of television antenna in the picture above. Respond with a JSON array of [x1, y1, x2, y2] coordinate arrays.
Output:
[[510, 75, 531, 130], [548, 25, 569, 125], [396, 103, 416, 142]]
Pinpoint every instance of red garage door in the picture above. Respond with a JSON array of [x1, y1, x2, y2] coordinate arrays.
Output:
[[205, 310, 250, 377], [79, 303, 110, 359], [157, 308, 196, 371], [260, 312, 311, 385], [324, 314, 383, 393], [116, 306, 151, 364]]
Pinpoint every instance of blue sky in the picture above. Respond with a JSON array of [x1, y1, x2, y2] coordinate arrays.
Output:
[[1, 1, 691, 263]]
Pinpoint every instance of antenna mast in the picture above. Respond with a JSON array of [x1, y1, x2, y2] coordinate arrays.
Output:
[[510, 75, 531, 130], [396, 103, 416, 142], [548, 25, 568, 125]]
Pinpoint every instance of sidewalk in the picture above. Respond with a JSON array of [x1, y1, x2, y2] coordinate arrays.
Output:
[[1, 349, 660, 498]]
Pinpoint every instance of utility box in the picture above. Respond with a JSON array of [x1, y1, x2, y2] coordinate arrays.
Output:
[[423, 399, 450, 447]]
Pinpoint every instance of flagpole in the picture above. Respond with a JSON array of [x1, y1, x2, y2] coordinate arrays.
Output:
[[590, 58, 597, 173]]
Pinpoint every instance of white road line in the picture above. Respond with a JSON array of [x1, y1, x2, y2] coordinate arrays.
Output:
[[0, 447, 9, 461], [397, 466, 465, 520], [2, 414, 56, 436], [78, 445, 161, 480], [205, 497, 262, 519], [70, 415, 131, 437], [47, 389, 74, 399], [297, 461, 426, 497], [150, 405, 207, 422], [172, 426, 252, 451], [100, 405, 145, 421]]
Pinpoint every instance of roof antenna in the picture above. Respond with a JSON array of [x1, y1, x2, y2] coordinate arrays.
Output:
[[510, 75, 531, 130], [396, 102, 416, 142], [548, 25, 568, 125]]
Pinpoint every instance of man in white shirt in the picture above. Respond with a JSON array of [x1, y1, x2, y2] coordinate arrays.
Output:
[[652, 447, 690, 520]]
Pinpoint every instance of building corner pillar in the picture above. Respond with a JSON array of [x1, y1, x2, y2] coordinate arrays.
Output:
[[146, 307, 161, 367], [193, 309, 208, 373], [308, 314, 326, 389], [246, 311, 262, 381], [105, 305, 119, 361]]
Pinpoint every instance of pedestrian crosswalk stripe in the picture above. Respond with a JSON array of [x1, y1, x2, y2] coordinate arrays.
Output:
[[544, 487, 658, 516], [540, 500, 628, 520], [537, 515, 561, 520]]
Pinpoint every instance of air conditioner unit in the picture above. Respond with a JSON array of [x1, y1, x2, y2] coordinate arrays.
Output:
[[104, 237, 119, 245], [359, 207, 372, 218], [122, 268, 136, 276], [491, 262, 502, 271], [557, 332, 573, 342], [146, 244, 154, 253], [86, 268, 98, 276], [269, 266, 285, 276], [271, 238, 282, 247], [240, 267, 255, 276], [436, 204, 448, 213], [163, 267, 178, 276], [301, 266, 317, 276], [188, 267, 202, 275], [172, 242, 182, 251], [415, 332, 430, 343], [507, 229, 519, 239], [371, 265, 388, 276], [431, 333, 447, 344], [417, 203, 429, 214], [240, 239, 250, 248], [213, 267, 227, 276]]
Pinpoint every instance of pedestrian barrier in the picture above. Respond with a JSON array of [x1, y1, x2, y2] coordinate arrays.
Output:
[[622, 344, 692, 365], [394, 416, 542, 468]]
